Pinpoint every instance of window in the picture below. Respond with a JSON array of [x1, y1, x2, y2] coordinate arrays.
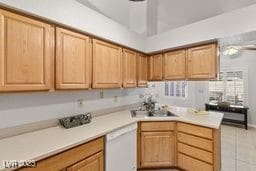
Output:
[[208, 69, 246, 106], [165, 81, 188, 98]]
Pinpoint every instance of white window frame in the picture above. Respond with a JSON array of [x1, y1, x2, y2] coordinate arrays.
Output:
[[208, 66, 248, 106], [164, 81, 188, 99]]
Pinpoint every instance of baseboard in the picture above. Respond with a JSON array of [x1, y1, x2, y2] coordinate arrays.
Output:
[[248, 124, 256, 128]]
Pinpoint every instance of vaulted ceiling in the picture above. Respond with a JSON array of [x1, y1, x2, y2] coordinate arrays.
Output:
[[77, 0, 256, 36]]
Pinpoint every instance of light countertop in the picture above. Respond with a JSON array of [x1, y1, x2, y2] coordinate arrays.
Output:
[[0, 106, 223, 170]]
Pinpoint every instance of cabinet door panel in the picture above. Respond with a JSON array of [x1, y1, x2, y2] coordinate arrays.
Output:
[[56, 27, 90, 89], [187, 44, 217, 79], [164, 50, 186, 80], [92, 39, 122, 88], [0, 9, 52, 91], [123, 49, 136, 87], [141, 131, 175, 167], [149, 54, 163, 80], [67, 152, 103, 171], [137, 54, 148, 87]]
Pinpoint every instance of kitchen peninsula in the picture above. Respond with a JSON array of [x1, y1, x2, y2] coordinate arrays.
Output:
[[0, 106, 223, 171]]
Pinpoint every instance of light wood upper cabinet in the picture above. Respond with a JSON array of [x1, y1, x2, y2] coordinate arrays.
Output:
[[163, 50, 186, 80], [137, 54, 148, 87], [56, 27, 91, 90], [122, 49, 137, 88], [0, 9, 53, 92], [92, 39, 122, 88], [149, 54, 163, 81], [140, 131, 175, 168], [187, 44, 217, 79], [67, 151, 103, 171]]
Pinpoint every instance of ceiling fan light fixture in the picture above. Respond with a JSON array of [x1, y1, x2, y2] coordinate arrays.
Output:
[[129, 0, 145, 2], [222, 45, 241, 56]]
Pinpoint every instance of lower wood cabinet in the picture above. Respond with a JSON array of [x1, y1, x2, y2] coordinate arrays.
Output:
[[140, 131, 175, 168], [138, 122, 221, 171], [139, 122, 175, 168], [18, 137, 104, 171], [177, 122, 220, 171], [178, 153, 213, 171], [66, 151, 103, 171]]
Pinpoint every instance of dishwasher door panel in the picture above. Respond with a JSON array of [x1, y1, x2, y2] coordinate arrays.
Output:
[[106, 128, 137, 171]]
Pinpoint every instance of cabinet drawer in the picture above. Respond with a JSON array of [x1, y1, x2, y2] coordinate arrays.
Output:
[[18, 137, 104, 171], [67, 151, 103, 171], [178, 153, 213, 171], [177, 132, 213, 152], [177, 122, 213, 139], [141, 122, 174, 131], [178, 142, 213, 164]]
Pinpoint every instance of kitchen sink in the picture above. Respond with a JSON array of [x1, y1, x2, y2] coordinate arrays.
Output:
[[131, 110, 178, 118]]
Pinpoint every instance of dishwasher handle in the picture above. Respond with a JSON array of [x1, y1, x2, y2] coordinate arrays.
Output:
[[106, 123, 137, 141]]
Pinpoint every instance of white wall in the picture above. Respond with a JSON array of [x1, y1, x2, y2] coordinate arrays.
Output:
[[0, 88, 145, 129], [146, 4, 256, 52], [0, 0, 146, 52]]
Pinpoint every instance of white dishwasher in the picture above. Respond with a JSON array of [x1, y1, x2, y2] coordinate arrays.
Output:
[[106, 123, 137, 171]]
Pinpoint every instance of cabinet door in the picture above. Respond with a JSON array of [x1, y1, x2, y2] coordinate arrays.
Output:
[[0, 9, 53, 92], [149, 54, 163, 80], [137, 54, 148, 87], [163, 50, 186, 80], [56, 27, 91, 89], [187, 44, 217, 79], [66, 151, 103, 171], [122, 49, 137, 88], [141, 131, 175, 168], [92, 39, 122, 88]]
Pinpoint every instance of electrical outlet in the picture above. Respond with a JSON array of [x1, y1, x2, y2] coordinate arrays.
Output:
[[100, 90, 104, 99], [77, 99, 84, 107], [114, 96, 118, 102]]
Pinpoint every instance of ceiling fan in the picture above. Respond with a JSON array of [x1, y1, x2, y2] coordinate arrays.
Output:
[[129, 0, 145, 1], [222, 44, 256, 57]]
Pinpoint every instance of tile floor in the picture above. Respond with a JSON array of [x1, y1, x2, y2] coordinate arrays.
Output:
[[141, 124, 256, 171], [221, 124, 256, 171]]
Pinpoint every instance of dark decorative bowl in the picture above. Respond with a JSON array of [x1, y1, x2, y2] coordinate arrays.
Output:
[[59, 113, 92, 129]]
